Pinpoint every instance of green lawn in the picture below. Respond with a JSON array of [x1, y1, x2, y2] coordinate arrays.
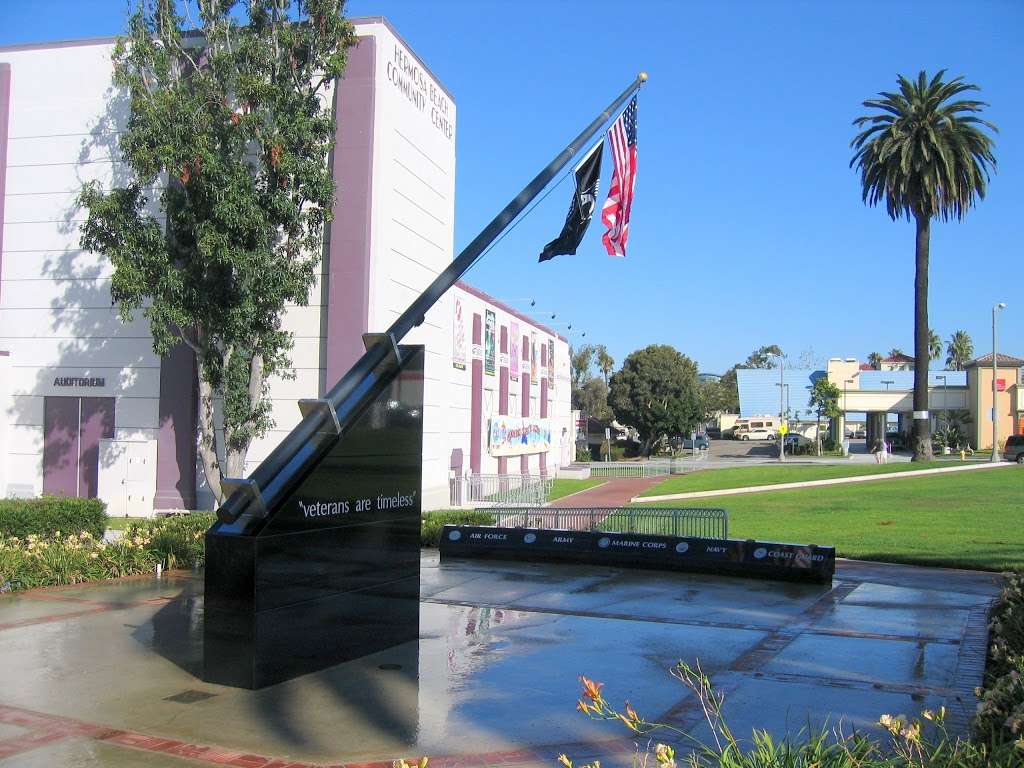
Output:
[[639, 461, 954, 496], [548, 478, 605, 501], [634, 466, 1024, 571]]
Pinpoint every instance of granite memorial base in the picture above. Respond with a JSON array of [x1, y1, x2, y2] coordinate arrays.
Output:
[[439, 525, 835, 584], [203, 347, 425, 690]]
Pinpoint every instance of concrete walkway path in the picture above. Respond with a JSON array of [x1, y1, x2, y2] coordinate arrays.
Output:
[[549, 476, 662, 507], [635, 460, 1018, 503]]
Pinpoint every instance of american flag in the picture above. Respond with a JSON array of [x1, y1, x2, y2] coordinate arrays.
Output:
[[601, 96, 638, 257]]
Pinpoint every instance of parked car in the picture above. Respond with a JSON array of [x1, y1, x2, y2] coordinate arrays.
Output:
[[1004, 435, 1024, 464], [851, 429, 866, 439], [705, 427, 722, 440], [682, 435, 710, 450], [741, 428, 776, 441]]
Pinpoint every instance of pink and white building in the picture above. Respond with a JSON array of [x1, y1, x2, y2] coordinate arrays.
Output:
[[0, 17, 572, 514]]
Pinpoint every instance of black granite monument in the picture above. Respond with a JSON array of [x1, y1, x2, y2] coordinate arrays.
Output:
[[203, 347, 424, 689]]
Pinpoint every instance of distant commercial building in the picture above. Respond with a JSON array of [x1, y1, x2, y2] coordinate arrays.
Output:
[[736, 354, 1022, 451], [0, 18, 573, 514]]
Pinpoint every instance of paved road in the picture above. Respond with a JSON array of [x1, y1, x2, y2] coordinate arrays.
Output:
[[548, 476, 661, 508]]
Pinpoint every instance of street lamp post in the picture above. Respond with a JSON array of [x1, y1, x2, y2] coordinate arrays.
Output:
[[776, 356, 786, 463], [843, 378, 854, 455], [992, 302, 1007, 462]]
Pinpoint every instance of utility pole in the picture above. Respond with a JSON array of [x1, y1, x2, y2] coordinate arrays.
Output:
[[777, 358, 785, 463], [991, 302, 1007, 462]]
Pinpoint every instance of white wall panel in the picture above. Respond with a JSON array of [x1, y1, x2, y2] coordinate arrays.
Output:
[[1, 249, 110, 280], [0, 337, 159, 367], [0, 277, 113, 309], [7, 424, 43, 454]]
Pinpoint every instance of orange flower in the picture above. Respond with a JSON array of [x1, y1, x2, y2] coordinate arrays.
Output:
[[576, 699, 591, 715], [617, 714, 639, 732], [580, 676, 604, 702], [624, 702, 640, 722]]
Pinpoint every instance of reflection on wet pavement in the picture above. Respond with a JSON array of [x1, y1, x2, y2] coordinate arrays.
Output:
[[0, 554, 1001, 767]]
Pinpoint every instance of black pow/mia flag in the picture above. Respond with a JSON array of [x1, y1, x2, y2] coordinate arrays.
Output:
[[539, 140, 603, 262]]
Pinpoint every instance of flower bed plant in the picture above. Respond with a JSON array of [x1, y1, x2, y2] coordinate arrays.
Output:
[[0, 530, 155, 592], [564, 661, 1023, 768], [0, 512, 215, 592], [973, 570, 1024, 749]]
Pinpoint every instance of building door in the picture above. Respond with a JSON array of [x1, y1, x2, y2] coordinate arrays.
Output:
[[42, 396, 115, 498]]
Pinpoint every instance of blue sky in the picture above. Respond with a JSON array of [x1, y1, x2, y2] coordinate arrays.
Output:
[[4, 0, 1022, 375]]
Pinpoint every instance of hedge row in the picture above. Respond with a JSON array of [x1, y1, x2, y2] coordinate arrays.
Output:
[[421, 509, 494, 547], [0, 497, 107, 540]]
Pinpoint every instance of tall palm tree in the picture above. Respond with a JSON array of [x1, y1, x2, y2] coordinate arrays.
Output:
[[851, 70, 997, 461], [928, 329, 942, 362], [867, 351, 882, 370], [595, 344, 615, 386], [946, 330, 974, 370]]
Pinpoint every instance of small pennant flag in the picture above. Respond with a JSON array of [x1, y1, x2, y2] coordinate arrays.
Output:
[[539, 140, 604, 262], [601, 96, 638, 257]]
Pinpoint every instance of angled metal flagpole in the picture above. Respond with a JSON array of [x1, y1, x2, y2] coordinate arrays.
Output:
[[217, 73, 647, 525]]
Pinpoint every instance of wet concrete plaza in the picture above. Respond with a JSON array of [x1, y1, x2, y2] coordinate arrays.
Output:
[[0, 553, 1001, 767]]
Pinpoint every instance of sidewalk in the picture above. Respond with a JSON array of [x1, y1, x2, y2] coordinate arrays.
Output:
[[635, 461, 1018, 503], [549, 476, 662, 507]]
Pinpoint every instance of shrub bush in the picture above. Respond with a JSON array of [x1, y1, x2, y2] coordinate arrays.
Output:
[[421, 509, 494, 547], [973, 570, 1024, 748], [0, 496, 107, 540]]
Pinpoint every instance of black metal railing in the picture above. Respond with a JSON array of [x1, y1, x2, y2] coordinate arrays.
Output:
[[485, 506, 728, 540]]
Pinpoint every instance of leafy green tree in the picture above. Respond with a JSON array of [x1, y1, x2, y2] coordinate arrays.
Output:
[[577, 378, 613, 421], [808, 377, 841, 455], [608, 345, 700, 454], [851, 70, 997, 461], [928, 329, 942, 361], [946, 330, 974, 370], [77, 0, 356, 502], [867, 351, 882, 370], [594, 345, 615, 386], [743, 344, 783, 369], [716, 368, 740, 413], [570, 344, 596, 409], [698, 378, 733, 420]]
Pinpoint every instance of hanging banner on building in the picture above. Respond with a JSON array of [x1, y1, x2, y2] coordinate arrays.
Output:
[[488, 416, 552, 457], [453, 297, 466, 370], [510, 322, 520, 381], [531, 332, 539, 382], [484, 310, 496, 376], [547, 339, 555, 385]]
